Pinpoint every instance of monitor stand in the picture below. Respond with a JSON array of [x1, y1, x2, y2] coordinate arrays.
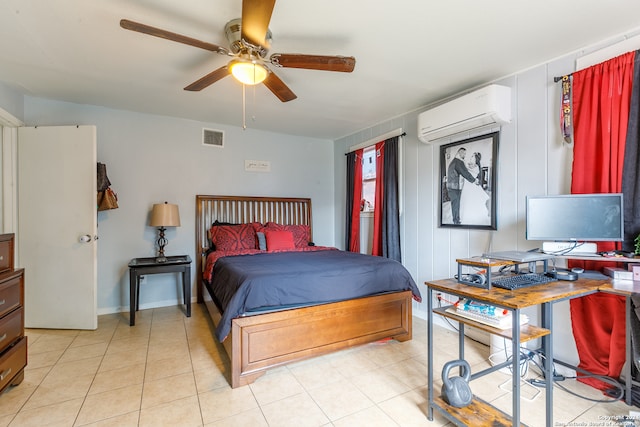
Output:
[[542, 241, 598, 255]]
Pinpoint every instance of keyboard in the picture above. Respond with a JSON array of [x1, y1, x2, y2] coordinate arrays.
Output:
[[491, 273, 555, 290]]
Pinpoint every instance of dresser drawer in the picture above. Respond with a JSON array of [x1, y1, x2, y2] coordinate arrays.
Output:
[[0, 275, 22, 319], [0, 337, 26, 391], [0, 234, 13, 274], [0, 308, 23, 352]]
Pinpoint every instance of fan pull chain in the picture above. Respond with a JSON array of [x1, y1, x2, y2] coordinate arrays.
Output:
[[242, 84, 247, 130], [251, 84, 257, 123]]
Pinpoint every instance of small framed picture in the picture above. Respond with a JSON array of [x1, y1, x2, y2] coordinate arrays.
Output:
[[439, 132, 499, 230]]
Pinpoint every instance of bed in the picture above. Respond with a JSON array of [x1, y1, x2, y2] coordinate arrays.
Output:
[[195, 195, 421, 388]]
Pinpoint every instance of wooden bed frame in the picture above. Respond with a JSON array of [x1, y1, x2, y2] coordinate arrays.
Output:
[[195, 195, 413, 388]]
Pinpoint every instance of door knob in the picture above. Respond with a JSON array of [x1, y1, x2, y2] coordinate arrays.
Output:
[[79, 234, 92, 243]]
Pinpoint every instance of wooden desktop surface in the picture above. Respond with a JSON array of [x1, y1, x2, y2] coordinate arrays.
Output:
[[597, 279, 640, 296], [558, 254, 639, 262], [426, 277, 605, 309]]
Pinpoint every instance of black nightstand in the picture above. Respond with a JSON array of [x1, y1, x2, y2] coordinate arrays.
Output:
[[128, 255, 192, 326]]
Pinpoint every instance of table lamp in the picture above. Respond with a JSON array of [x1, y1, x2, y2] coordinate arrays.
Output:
[[149, 202, 180, 262]]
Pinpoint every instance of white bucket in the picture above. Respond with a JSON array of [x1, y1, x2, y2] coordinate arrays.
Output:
[[489, 334, 513, 375]]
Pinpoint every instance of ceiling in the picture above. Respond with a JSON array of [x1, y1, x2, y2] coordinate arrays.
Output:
[[1, 1, 640, 140]]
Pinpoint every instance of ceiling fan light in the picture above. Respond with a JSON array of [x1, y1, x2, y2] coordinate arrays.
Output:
[[230, 60, 268, 85]]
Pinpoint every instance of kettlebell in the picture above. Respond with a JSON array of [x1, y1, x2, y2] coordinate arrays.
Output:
[[441, 359, 473, 408]]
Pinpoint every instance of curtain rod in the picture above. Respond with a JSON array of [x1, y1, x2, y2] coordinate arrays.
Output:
[[345, 129, 405, 155], [553, 74, 571, 83]]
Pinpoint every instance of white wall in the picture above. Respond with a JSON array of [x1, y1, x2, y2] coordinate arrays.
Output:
[[333, 48, 591, 367], [21, 97, 335, 314], [0, 82, 25, 235], [0, 82, 24, 123]]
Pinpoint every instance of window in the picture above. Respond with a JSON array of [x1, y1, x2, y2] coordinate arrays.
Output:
[[361, 146, 376, 212]]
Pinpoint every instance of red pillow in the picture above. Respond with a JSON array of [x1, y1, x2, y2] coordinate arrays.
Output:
[[264, 230, 295, 251], [251, 222, 266, 234], [264, 222, 310, 248], [210, 224, 257, 251]]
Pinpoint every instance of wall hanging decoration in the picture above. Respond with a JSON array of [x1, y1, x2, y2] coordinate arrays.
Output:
[[439, 132, 499, 230]]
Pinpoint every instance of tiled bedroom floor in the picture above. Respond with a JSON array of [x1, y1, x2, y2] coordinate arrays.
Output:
[[0, 304, 634, 426]]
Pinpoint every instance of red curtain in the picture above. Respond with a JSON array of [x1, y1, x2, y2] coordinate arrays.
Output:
[[372, 142, 385, 256], [349, 148, 364, 253], [571, 51, 634, 196], [570, 51, 635, 390]]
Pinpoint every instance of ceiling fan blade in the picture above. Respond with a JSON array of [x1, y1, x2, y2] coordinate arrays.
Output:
[[241, 0, 276, 47], [270, 54, 356, 72], [263, 72, 297, 102], [120, 19, 228, 55], [184, 66, 230, 91]]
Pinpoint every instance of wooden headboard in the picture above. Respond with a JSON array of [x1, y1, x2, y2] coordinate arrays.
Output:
[[195, 195, 312, 301]]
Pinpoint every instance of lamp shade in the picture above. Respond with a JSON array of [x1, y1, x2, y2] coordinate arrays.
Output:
[[149, 202, 181, 227], [229, 59, 268, 85]]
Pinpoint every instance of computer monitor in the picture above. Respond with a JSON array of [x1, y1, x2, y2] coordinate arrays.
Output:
[[526, 193, 624, 242]]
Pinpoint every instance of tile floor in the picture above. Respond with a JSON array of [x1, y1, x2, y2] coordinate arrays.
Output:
[[0, 304, 635, 426]]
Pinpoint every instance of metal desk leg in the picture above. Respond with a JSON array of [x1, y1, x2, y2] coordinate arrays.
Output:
[[427, 287, 434, 421], [459, 322, 465, 375], [512, 308, 521, 426], [129, 268, 136, 326], [626, 296, 632, 405], [184, 268, 191, 317], [541, 302, 553, 426]]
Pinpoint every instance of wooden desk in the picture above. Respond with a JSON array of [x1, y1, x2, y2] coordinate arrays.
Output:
[[425, 277, 603, 427], [128, 255, 192, 326]]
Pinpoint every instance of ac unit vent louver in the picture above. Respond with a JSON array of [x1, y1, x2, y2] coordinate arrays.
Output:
[[203, 128, 224, 147]]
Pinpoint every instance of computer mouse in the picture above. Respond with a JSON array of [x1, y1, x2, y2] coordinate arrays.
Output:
[[571, 267, 584, 274], [614, 250, 635, 258]]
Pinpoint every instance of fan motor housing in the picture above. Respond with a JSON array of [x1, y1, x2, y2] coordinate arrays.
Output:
[[224, 18, 271, 58]]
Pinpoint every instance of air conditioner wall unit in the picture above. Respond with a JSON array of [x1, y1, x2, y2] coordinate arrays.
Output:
[[418, 84, 511, 143]]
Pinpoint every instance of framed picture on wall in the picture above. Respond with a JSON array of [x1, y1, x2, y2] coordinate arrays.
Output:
[[439, 132, 499, 230]]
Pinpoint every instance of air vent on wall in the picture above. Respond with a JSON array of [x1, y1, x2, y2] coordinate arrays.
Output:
[[202, 128, 224, 148]]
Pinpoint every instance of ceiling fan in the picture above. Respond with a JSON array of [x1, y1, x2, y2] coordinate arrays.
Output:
[[120, 0, 356, 102]]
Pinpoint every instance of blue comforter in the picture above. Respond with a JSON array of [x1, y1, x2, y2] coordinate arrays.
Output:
[[208, 250, 421, 341]]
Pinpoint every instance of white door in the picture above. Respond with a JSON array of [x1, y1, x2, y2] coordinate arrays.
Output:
[[18, 126, 97, 329]]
